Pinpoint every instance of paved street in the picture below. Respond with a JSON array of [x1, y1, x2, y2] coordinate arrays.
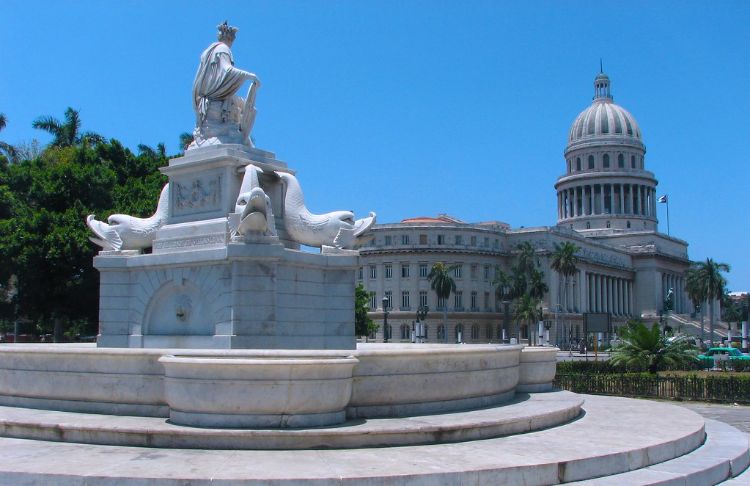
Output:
[[667, 400, 750, 435]]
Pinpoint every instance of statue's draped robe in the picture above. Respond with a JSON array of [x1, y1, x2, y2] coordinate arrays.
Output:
[[192, 42, 247, 123]]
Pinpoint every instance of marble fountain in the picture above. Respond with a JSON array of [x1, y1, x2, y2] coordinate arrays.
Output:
[[0, 22, 746, 485]]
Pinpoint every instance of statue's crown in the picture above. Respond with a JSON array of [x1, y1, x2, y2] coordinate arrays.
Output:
[[217, 21, 238, 40]]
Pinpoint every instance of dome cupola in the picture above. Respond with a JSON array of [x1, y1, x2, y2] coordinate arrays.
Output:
[[555, 70, 658, 234]]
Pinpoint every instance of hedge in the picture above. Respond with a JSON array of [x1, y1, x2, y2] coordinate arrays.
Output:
[[554, 373, 750, 403]]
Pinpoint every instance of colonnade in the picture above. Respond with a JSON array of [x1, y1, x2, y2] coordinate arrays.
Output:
[[558, 183, 656, 221], [661, 273, 686, 313], [586, 272, 632, 316]]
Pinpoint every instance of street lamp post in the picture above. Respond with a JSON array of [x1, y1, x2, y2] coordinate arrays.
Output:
[[500, 284, 511, 344], [415, 305, 429, 343], [382, 297, 390, 343]]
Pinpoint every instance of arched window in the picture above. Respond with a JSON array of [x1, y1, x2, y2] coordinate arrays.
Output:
[[437, 325, 446, 341], [603, 154, 610, 168], [586, 222, 591, 229], [626, 221, 631, 228], [576, 157, 581, 171], [486, 325, 493, 340], [618, 154, 624, 168], [400, 324, 411, 340], [606, 221, 611, 228], [423, 325, 429, 340], [471, 324, 480, 340], [631, 155, 636, 168], [588, 155, 595, 169], [455, 324, 464, 343]]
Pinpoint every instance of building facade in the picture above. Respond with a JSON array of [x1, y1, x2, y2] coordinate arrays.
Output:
[[358, 71, 692, 346]]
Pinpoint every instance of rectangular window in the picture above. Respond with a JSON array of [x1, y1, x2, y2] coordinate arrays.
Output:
[[369, 265, 377, 279], [401, 264, 409, 278], [419, 234, 428, 245], [369, 292, 377, 310], [419, 263, 428, 278], [384, 235, 392, 246], [454, 291, 463, 310], [471, 291, 477, 310], [494, 239, 499, 248], [358, 266, 363, 280], [484, 265, 490, 280], [384, 291, 392, 310], [401, 291, 410, 309], [419, 291, 428, 307], [401, 234, 409, 245], [453, 265, 463, 278], [455, 235, 462, 245], [437, 296, 447, 310], [437, 234, 445, 245], [484, 292, 490, 310], [385, 264, 392, 279], [470, 264, 478, 279], [470, 235, 477, 246], [483, 237, 489, 247]]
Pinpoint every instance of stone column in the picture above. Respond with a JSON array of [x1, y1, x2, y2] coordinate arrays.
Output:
[[589, 185, 594, 215], [609, 184, 615, 215]]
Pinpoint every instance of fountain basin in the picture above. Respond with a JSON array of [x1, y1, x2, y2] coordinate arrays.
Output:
[[160, 355, 358, 428]]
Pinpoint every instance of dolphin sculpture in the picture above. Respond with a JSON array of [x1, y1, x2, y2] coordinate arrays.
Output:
[[275, 171, 376, 249], [86, 183, 170, 251], [229, 164, 277, 237]]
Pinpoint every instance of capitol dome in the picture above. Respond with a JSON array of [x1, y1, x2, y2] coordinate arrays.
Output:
[[556, 70, 658, 234], [567, 73, 643, 149]]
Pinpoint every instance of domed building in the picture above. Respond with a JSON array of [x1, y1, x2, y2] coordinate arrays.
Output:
[[357, 70, 698, 347], [557, 71, 658, 232]]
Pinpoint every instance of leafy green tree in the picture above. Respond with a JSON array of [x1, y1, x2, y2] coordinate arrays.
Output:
[[0, 124, 168, 338], [690, 259, 730, 346], [721, 294, 742, 340], [610, 320, 697, 373], [355, 283, 377, 340], [428, 262, 456, 340], [32, 107, 104, 148]]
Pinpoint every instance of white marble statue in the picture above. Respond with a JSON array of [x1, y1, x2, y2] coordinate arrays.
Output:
[[86, 184, 170, 251], [189, 22, 260, 149], [229, 164, 277, 237], [275, 171, 376, 249]]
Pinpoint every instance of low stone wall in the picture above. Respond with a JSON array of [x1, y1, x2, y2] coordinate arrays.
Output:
[[0, 343, 558, 427]]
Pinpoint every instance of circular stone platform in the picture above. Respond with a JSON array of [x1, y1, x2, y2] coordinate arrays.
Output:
[[0, 391, 583, 450], [0, 394, 745, 485]]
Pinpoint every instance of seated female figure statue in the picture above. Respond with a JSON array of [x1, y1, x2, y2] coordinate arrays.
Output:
[[190, 22, 260, 148]]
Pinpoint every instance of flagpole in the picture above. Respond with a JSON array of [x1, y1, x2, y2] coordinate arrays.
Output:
[[666, 199, 670, 236]]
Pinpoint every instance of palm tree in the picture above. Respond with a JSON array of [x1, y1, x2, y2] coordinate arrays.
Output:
[[550, 241, 579, 349], [691, 259, 730, 346], [721, 294, 742, 343], [32, 107, 103, 148], [428, 262, 456, 342], [610, 320, 697, 373], [685, 267, 706, 344], [514, 294, 541, 345], [0, 113, 16, 161], [179, 132, 194, 151]]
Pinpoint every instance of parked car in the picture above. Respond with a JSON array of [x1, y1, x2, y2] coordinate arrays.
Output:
[[697, 347, 750, 366]]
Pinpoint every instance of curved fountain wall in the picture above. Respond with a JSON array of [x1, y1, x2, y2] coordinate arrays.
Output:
[[0, 344, 556, 428]]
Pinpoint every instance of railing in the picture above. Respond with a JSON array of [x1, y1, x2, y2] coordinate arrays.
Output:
[[554, 373, 750, 404]]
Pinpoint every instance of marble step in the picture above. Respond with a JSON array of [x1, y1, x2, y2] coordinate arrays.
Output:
[[0, 391, 583, 450], [569, 419, 750, 485], [0, 395, 714, 485]]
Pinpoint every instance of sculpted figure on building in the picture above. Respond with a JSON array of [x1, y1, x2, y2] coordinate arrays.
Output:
[[190, 21, 261, 148]]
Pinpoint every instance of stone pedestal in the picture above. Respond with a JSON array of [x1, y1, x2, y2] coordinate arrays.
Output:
[[94, 145, 358, 350]]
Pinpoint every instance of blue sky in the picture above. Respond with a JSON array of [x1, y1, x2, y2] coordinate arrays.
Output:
[[2, 1, 749, 290]]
